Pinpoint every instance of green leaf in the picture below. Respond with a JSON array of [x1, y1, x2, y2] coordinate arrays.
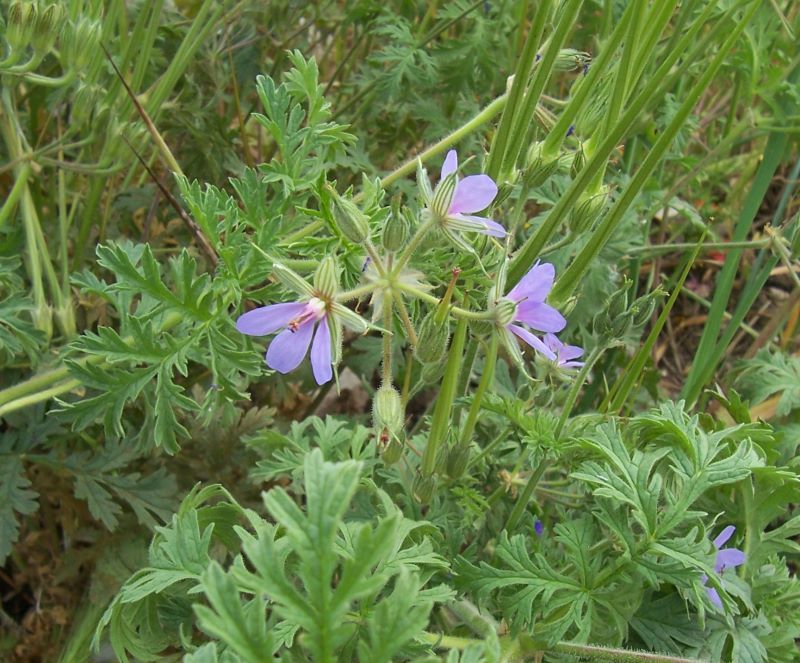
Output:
[[0, 456, 39, 563], [194, 563, 273, 663]]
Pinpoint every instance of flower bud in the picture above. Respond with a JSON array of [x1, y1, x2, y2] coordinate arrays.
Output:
[[6, 1, 37, 50], [415, 309, 450, 364], [524, 142, 560, 188], [420, 360, 445, 385], [313, 256, 338, 299], [412, 472, 437, 504], [62, 17, 101, 70], [324, 183, 369, 243], [445, 442, 471, 479], [569, 188, 607, 234], [570, 147, 586, 179], [372, 385, 404, 437], [381, 434, 404, 465], [554, 48, 590, 71], [70, 82, 103, 125], [32, 3, 64, 54], [381, 197, 409, 251], [431, 172, 457, 218], [469, 319, 494, 337]]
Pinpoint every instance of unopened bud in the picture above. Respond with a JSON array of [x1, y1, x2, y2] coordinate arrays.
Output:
[[313, 256, 338, 299], [372, 385, 404, 437], [569, 189, 607, 234], [469, 319, 494, 337], [412, 472, 437, 504], [32, 3, 64, 53], [445, 442, 471, 479], [420, 360, 445, 385], [325, 184, 369, 243], [381, 434, 404, 465], [6, 1, 37, 50], [381, 197, 410, 251], [524, 142, 560, 188], [415, 309, 450, 364], [554, 49, 591, 72], [62, 17, 101, 69], [71, 82, 103, 125], [570, 147, 586, 178]]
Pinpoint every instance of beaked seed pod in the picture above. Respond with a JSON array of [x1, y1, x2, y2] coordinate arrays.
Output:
[[372, 385, 404, 437], [412, 472, 437, 504], [325, 184, 369, 244], [313, 256, 338, 299], [415, 309, 450, 364]]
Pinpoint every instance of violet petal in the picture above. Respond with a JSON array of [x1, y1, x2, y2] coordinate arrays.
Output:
[[515, 301, 567, 333], [458, 214, 507, 237], [266, 319, 315, 374], [715, 548, 746, 573], [508, 324, 556, 360], [713, 526, 736, 549], [310, 316, 333, 385], [236, 302, 307, 336], [559, 343, 585, 361], [506, 262, 555, 303], [441, 150, 458, 179], [449, 175, 498, 214], [706, 587, 723, 609]]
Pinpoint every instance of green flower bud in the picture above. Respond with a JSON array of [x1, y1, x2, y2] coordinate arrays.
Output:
[[468, 318, 494, 337], [6, 1, 37, 50], [62, 17, 101, 70], [524, 142, 560, 188], [554, 48, 590, 72], [445, 442, 471, 479], [420, 360, 445, 385], [71, 82, 103, 125], [325, 184, 369, 243], [570, 146, 586, 179], [415, 309, 450, 364], [494, 298, 517, 327], [381, 434, 404, 465], [381, 197, 410, 251], [372, 385, 404, 437], [412, 472, 437, 504], [32, 3, 64, 53], [569, 188, 607, 234], [313, 256, 338, 299]]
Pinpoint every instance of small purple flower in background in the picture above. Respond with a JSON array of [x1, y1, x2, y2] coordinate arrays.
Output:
[[534, 519, 544, 536], [499, 261, 566, 361], [702, 525, 746, 609], [543, 333, 584, 369], [420, 150, 506, 249], [237, 297, 333, 385]]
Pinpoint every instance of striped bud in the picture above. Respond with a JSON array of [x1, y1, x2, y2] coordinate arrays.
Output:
[[372, 385, 404, 437], [445, 442, 471, 479], [381, 197, 410, 251], [313, 256, 338, 299], [415, 309, 450, 364], [524, 142, 560, 188], [325, 184, 369, 243], [412, 472, 437, 504]]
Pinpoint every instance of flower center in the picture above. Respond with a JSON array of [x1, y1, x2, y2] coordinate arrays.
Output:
[[288, 297, 326, 332]]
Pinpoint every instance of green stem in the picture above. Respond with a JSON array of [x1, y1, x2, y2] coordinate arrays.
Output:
[[627, 239, 771, 256], [396, 283, 491, 321], [394, 218, 436, 272], [382, 293, 394, 384], [459, 335, 498, 445], [421, 317, 468, 476], [336, 283, 378, 302], [0, 161, 30, 229]]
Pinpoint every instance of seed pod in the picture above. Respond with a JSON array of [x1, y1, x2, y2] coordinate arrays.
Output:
[[415, 309, 450, 364], [372, 385, 404, 437], [412, 472, 437, 504], [445, 442, 471, 479], [325, 183, 369, 244], [570, 146, 586, 179], [313, 256, 338, 299], [381, 197, 410, 252]]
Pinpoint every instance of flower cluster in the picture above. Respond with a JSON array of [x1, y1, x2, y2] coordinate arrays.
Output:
[[236, 150, 583, 384]]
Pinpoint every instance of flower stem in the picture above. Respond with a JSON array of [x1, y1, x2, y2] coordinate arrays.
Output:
[[336, 283, 377, 302], [394, 217, 436, 273], [421, 317, 468, 476], [382, 293, 394, 385], [459, 335, 498, 446]]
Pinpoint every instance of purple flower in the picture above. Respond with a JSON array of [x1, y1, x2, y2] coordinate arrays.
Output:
[[702, 526, 746, 609], [420, 150, 505, 249], [237, 297, 333, 385], [498, 261, 566, 362], [543, 333, 584, 369], [534, 519, 544, 536]]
